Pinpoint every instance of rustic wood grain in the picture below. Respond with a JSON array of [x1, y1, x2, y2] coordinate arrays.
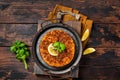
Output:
[[0, 24, 37, 46], [0, 47, 120, 80], [0, 23, 119, 48], [80, 48, 120, 65], [87, 23, 120, 48], [78, 65, 120, 80], [0, 47, 50, 80], [0, 0, 120, 80], [0, 0, 120, 23]]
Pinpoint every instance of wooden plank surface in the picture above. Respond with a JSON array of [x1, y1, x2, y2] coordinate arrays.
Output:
[[0, 0, 120, 23], [0, 0, 120, 80], [0, 23, 119, 47], [0, 47, 120, 80], [78, 65, 120, 80], [88, 23, 120, 48], [0, 24, 37, 46], [0, 47, 50, 80]]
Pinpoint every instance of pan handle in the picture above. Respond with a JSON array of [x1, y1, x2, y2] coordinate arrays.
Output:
[[47, 71, 70, 80], [46, 65, 79, 80], [49, 74, 69, 80], [43, 68, 69, 79], [40, 18, 62, 30]]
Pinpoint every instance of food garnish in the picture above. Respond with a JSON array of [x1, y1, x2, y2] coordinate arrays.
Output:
[[48, 42, 66, 56], [10, 40, 30, 69], [48, 43, 58, 56], [83, 48, 96, 55], [53, 42, 66, 53], [81, 29, 89, 41]]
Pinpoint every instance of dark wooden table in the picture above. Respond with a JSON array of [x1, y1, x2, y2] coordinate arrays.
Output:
[[0, 0, 120, 80]]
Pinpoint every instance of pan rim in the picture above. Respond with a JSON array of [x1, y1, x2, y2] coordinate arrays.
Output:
[[32, 23, 82, 74]]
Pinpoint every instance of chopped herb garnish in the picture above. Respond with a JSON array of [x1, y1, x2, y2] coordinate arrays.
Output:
[[10, 40, 30, 69], [53, 42, 66, 53]]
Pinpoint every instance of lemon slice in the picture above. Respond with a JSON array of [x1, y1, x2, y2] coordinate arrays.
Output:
[[83, 48, 96, 55], [48, 43, 58, 56], [81, 29, 89, 41]]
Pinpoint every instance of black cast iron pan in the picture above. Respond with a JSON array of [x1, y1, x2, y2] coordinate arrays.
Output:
[[32, 23, 82, 74]]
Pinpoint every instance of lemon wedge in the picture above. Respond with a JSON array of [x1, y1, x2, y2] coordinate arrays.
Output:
[[48, 43, 58, 56], [83, 48, 96, 55], [81, 29, 89, 41]]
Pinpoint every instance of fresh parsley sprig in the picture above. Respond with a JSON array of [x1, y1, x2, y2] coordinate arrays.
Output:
[[10, 40, 30, 69], [53, 42, 66, 53]]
